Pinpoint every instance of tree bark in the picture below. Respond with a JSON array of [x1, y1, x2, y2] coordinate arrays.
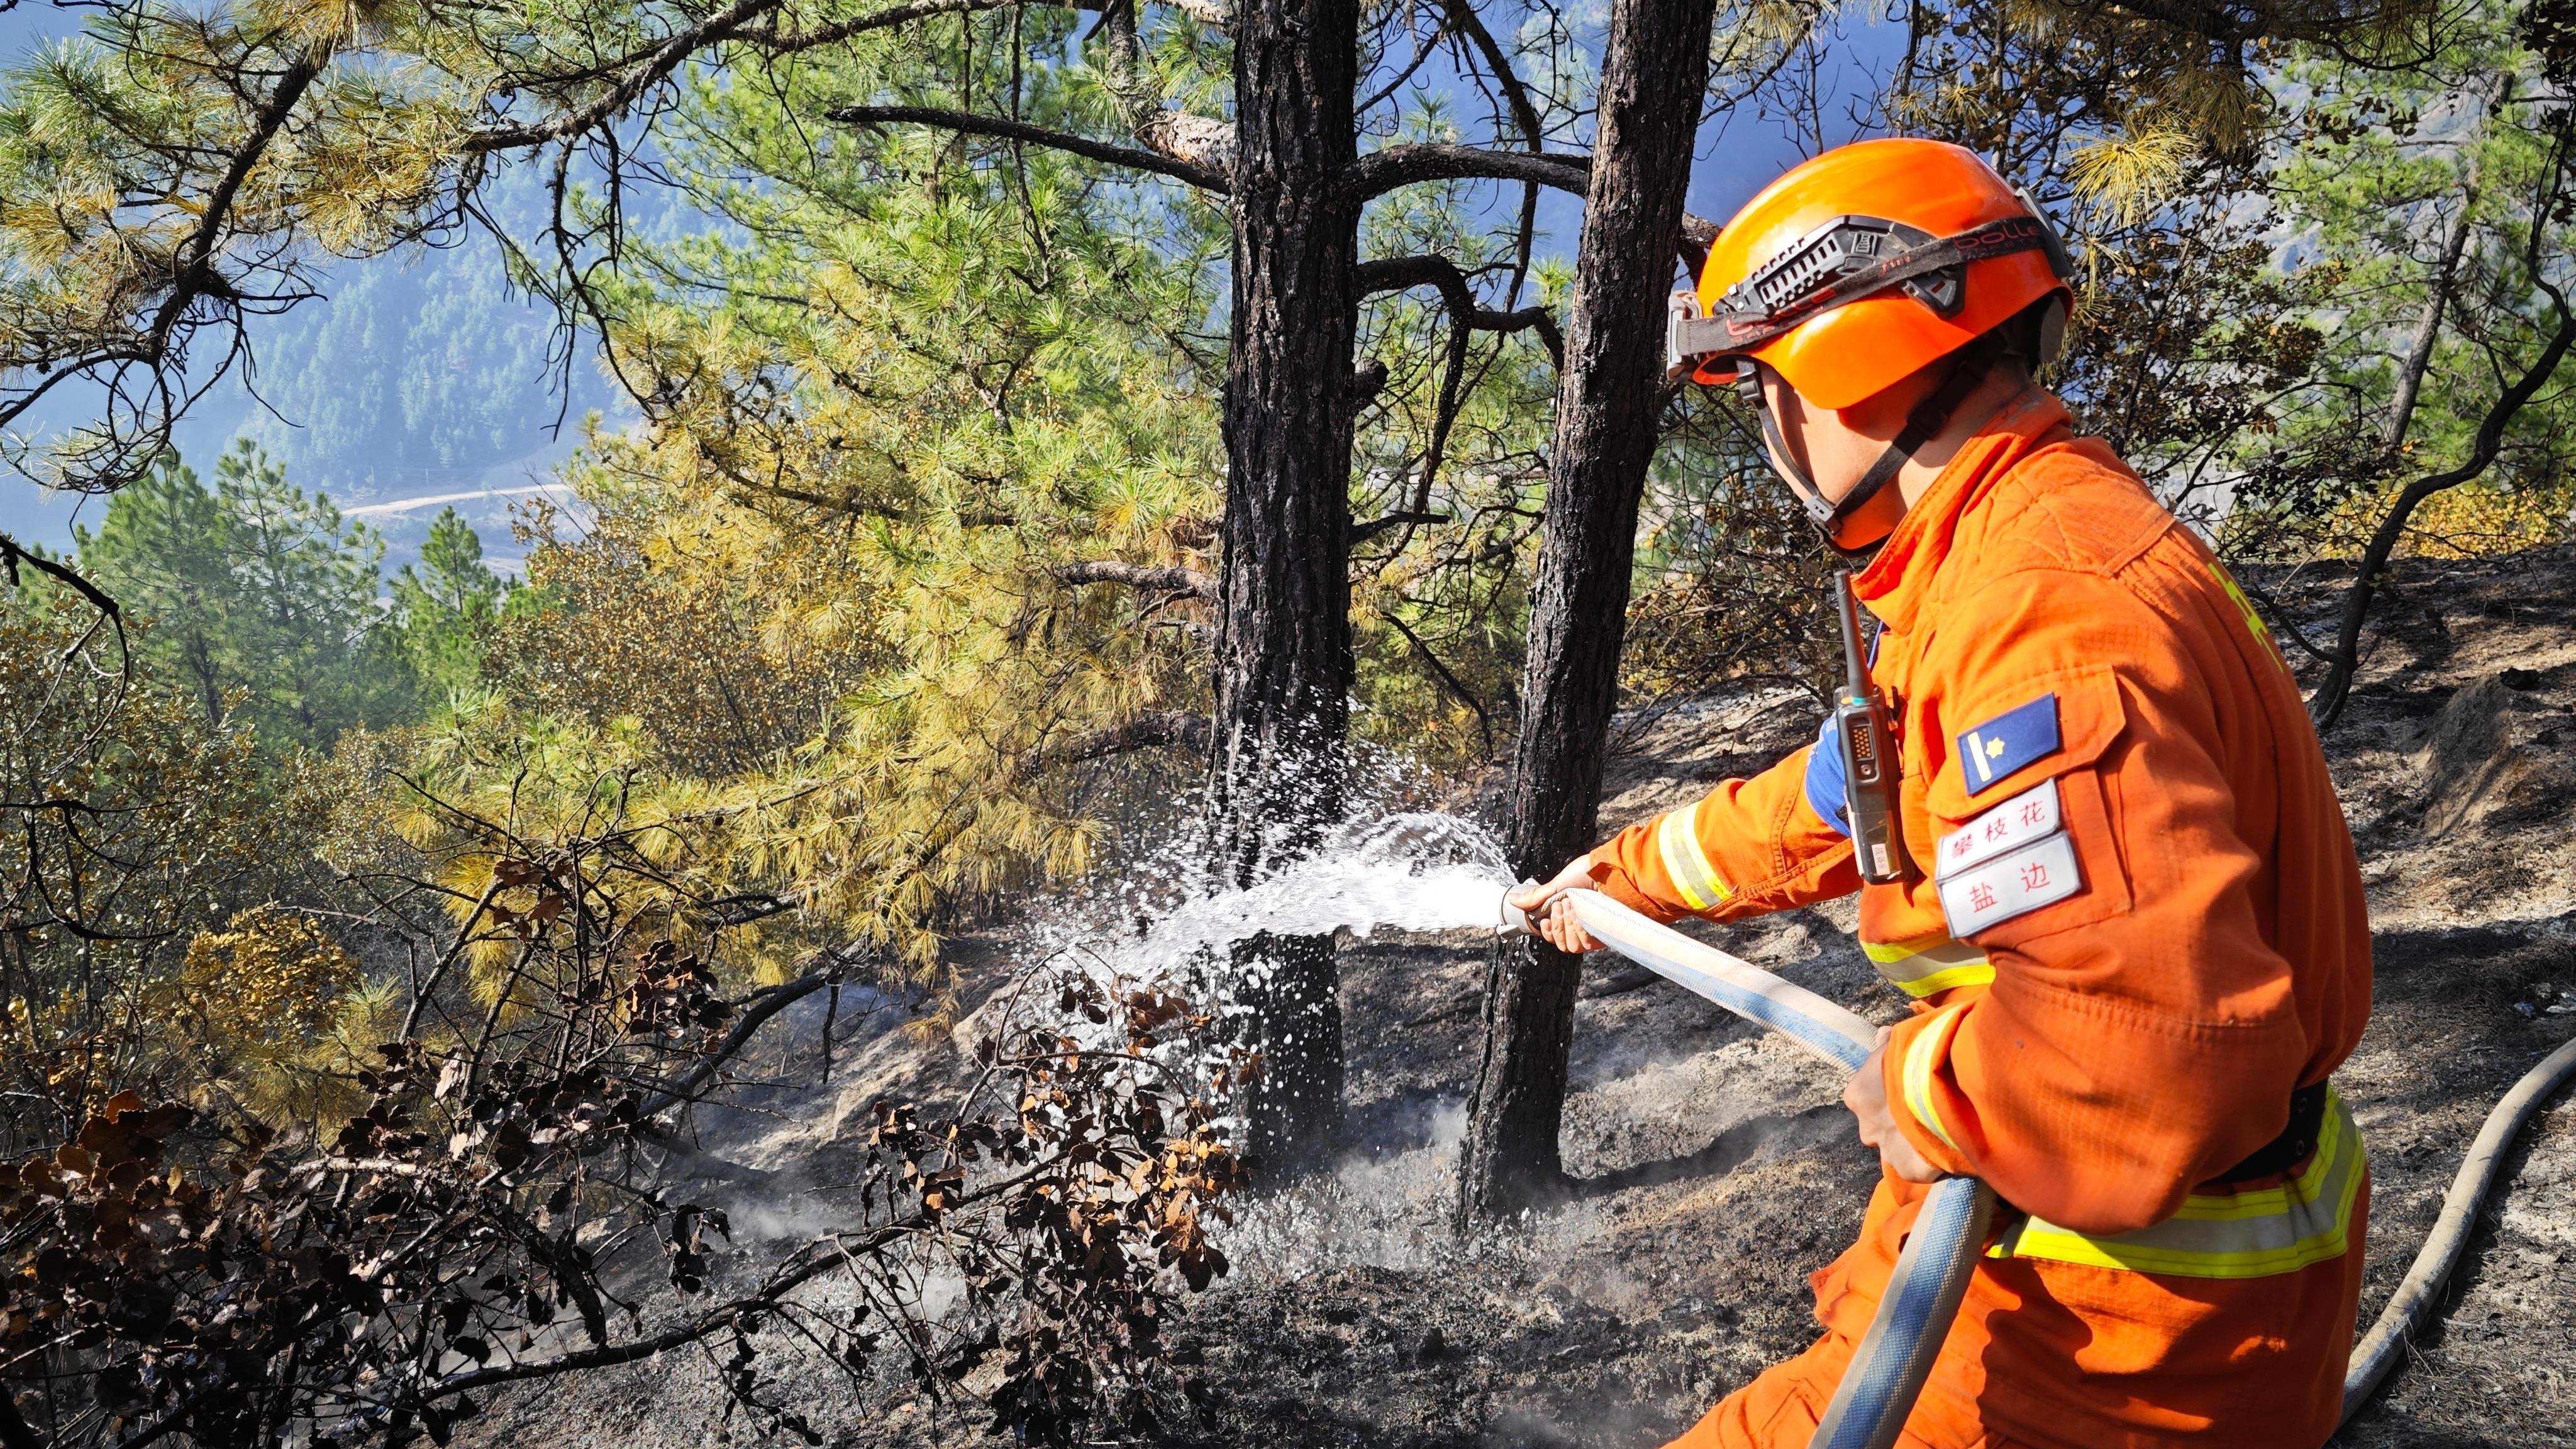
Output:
[[1209, 0, 1362, 1170], [1457, 0, 1716, 1221]]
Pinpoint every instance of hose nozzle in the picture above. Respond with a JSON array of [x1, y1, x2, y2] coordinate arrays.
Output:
[[1498, 879, 1538, 936]]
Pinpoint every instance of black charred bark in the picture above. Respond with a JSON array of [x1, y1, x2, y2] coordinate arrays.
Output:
[[1209, 0, 1362, 1170], [1457, 0, 1716, 1221]]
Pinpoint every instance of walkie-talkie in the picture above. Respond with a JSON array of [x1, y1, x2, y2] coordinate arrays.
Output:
[[1831, 570, 1911, 884]]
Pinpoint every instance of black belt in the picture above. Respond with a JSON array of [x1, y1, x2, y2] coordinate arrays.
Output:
[[2208, 1082, 2329, 1185]]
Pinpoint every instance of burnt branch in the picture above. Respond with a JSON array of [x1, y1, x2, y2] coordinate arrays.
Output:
[[2030, 0, 2442, 71], [150, 43, 330, 344], [463, 0, 853, 153], [826, 104, 1230, 192], [1343, 143, 1588, 201], [1383, 610, 1494, 758], [1350, 510, 1448, 543], [640, 962, 847, 1115], [0, 533, 126, 674], [1019, 711, 1214, 780], [1679, 210, 1720, 277], [748, 0, 1038, 53], [0, 39, 329, 489], [1443, 0, 1548, 148], [2311, 294, 2576, 724], [1356, 253, 1564, 365], [1052, 559, 1218, 599], [4, 936, 1247, 1449]]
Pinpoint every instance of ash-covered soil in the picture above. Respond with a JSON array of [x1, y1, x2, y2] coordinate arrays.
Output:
[[462, 545, 2576, 1449]]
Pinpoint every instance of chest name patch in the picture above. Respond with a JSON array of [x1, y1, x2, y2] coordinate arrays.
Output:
[[1939, 833, 2084, 937], [1957, 692, 2061, 797], [1935, 779, 2063, 880]]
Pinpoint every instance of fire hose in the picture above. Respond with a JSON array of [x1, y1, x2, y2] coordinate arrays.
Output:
[[1501, 885, 2576, 1446]]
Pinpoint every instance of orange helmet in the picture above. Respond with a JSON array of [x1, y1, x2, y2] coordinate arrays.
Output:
[[1667, 139, 2073, 552], [1670, 138, 2071, 406]]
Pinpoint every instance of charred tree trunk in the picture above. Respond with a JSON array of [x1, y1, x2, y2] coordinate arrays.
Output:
[[2385, 169, 2482, 455], [1209, 0, 1362, 1170], [1457, 0, 1716, 1221]]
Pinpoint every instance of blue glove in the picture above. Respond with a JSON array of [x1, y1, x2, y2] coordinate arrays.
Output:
[[1803, 713, 1853, 838]]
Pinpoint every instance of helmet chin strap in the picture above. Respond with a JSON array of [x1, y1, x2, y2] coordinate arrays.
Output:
[[1740, 333, 2007, 560]]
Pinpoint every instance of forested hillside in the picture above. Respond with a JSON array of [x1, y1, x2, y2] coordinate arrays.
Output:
[[219, 223, 615, 496], [1, 2, 2573, 1447]]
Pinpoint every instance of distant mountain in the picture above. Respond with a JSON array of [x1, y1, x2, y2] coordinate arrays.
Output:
[[4, 225, 620, 569], [218, 235, 619, 502]]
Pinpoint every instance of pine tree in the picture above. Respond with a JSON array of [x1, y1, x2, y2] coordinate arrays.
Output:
[[389, 507, 506, 701], [71, 453, 236, 728], [75, 441, 409, 750]]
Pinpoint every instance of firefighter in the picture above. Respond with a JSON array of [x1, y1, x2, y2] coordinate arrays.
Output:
[[1511, 138, 2373, 1448]]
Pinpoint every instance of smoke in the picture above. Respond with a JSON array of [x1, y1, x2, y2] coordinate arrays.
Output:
[[1216, 1102, 1628, 1285], [658, 758, 1541, 1379]]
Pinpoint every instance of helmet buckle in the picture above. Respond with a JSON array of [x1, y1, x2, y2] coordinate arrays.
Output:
[[1667, 288, 1729, 379]]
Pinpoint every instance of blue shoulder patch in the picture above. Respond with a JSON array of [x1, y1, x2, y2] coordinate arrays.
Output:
[[1957, 693, 2060, 796]]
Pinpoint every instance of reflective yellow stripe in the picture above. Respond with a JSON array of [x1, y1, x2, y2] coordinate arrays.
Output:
[[1991, 1090, 2364, 1281], [1899, 1004, 1968, 1153], [2208, 561, 2291, 676], [1862, 932, 1995, 997], [1654, 801, 1731, 912]]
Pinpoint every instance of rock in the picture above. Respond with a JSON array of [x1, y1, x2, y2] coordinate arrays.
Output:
[[2417, 672, 2576, 833]]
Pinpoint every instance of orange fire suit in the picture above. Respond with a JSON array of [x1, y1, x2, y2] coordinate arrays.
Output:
[[1591, 389, 2373, 1449]]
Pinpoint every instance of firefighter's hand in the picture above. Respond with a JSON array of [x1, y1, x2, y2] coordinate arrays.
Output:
[[1509, 855, 1604, 954], [1845, 1028, 1945, 1184]]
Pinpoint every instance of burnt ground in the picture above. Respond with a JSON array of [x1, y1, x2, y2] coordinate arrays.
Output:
[[461, 545, 2576, 1449]]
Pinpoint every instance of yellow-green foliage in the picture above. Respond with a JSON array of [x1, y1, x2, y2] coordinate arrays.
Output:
[[0, 591, 345, 1136], [2400, 483, 2572, 557], [2068, 126, 2199, 228], [314, 25, 1235, 986], [181, 907, 360, 1042], [2306, 475, 2576, 561], [167, 906, 389, 1124]]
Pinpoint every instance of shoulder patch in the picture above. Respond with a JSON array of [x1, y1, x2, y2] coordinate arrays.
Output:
[[1934, 779, 2062, 880], [1939, 833, 2084, 937], [1956, 692, 2060, 797]]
